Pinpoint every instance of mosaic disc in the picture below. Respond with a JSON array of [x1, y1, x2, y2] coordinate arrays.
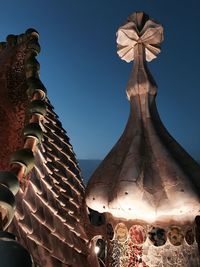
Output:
[[148, 227, 167, 246], [129, 225, 147, 245], [114, 223, 128, 243], [168, 226, 184, 246], [185, 228, 195, 245]]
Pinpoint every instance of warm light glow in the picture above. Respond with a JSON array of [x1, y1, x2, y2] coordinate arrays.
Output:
[[94, 246, 100, 254], [86, 189, 199, 223]]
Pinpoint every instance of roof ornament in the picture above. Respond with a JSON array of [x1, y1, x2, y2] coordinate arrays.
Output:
[[86, 11, 200, 224], [86, 11, 200, 266], [117, 12, 164, 99], [117, 12, 163, 62]]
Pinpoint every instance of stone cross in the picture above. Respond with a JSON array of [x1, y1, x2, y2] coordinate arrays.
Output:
[[117, 12, 164, 98]]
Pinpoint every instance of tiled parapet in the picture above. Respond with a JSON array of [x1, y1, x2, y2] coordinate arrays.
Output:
[[106, 220, 199, 267]]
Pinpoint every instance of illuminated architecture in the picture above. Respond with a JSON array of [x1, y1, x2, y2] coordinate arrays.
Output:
[[0, 11, 199, 267], [86, 12, 200, 266], [0, 29, 99, 266]]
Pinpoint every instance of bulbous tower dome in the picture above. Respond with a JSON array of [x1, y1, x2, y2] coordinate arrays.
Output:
[[86, 12, 200, 223]]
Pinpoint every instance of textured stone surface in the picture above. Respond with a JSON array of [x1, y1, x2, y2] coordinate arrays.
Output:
[[142, 239, 199, 267], [0, 45, 28, 170]]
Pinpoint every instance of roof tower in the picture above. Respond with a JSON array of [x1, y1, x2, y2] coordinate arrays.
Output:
[[86, 12, 200, 266]]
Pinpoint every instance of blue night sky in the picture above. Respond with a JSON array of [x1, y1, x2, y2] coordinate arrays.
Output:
[[1, 0, 200, 160]]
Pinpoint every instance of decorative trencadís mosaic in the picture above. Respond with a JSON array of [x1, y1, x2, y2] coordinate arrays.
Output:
[[148, 227, 166, 247], [115, 223, 129, 243], [113, 223, 196, 246], [167, 226, 184, 246], [107, 223, 199, 267]]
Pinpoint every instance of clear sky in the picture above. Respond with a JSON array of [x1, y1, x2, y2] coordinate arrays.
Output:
[[1, 0, 200, 160]]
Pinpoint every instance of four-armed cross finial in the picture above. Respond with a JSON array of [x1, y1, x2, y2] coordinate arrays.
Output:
[[117, 12, 164, 62], [116, 12, 164, 99]]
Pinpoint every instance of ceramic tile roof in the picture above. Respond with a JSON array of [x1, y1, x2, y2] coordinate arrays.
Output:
[[12, 100, 91, 266], [0, 29, 99, 267]]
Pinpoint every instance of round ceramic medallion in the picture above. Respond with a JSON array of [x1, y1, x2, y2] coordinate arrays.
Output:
[[114, 223, 128, 243], [185, 228, 195, 245], [129, 225, 147, 245], [168, 226, 184, 246], [148, 227, 167, 246]]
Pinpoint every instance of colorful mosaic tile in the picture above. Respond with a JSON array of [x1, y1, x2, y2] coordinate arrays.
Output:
[[114, 223, 128, 243]]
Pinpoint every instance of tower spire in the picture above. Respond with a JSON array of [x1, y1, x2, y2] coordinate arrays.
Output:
[[86, 12, 200, 266], [117, 11, 163, 98], [86, 11, 200, 223]]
